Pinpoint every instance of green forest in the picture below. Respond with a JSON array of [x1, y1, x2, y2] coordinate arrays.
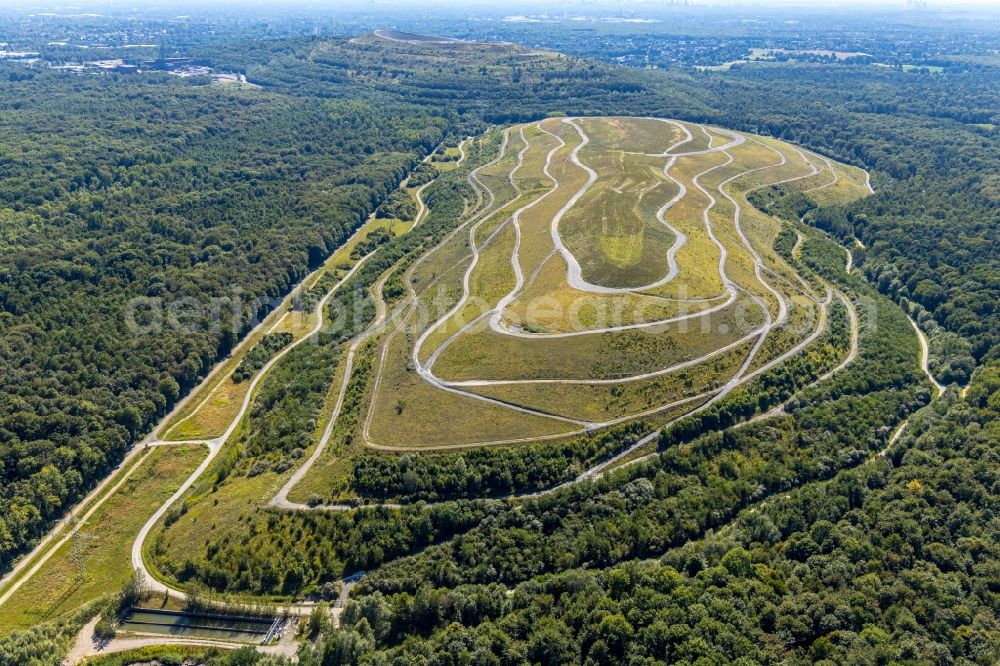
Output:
[[0, 70, 444, 571], [1, 7, 999, 665], [4, 22, 999, 579], [0, 33, 706, 572], [310, 359, 1000, 665]]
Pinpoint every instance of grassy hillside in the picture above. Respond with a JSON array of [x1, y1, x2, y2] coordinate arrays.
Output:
[[1, 20, 999, 666], [0, 36, 689, 575]]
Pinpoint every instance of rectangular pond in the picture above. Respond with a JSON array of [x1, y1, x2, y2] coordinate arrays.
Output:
[[120, 608, 277, 643]]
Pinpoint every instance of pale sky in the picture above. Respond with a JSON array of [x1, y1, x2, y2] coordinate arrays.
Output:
[[7, 0, 1000, 14], [352, 0, 1000, 7]]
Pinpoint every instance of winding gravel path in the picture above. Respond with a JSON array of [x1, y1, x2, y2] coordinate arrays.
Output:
[[909, 314, 945, 397], [408, 126, 594, 427], [791, 229, 805, 259], [802, 156, 839, 193], [880, 316, 943, 455], [265, 122, 887, 583], [418, 120, 774, 397], [739, 290, 857, 427], [132, 252, 377, 600], [271, 263, 390, 511], [398, 119, 840, 443], [0, 449, 157, 608], [555, 119, 745, 295], [360, 120, 842, 457], [21, 120, 873, 627]]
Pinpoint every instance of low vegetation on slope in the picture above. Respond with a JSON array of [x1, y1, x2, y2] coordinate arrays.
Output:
[[0, 71, 444, 573], [146, 116, 885, 606], [0, 32, 701, 575], [3, 18, 1000, 666], [311, 332, 999, 665]]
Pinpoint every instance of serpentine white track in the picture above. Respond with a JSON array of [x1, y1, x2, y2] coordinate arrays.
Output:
[[1, 120, 882, 620], [410, 118, 819, 430]]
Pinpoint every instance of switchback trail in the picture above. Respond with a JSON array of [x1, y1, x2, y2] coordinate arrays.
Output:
[[16, 121, 882, 630]]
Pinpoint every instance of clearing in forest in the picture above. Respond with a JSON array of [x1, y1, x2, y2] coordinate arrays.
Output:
[[355, 116, 871, 449]]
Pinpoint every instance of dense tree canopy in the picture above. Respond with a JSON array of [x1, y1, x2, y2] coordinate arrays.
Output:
[[307, 351, 1000, 666], [2, 13, 999, 665], [0, 69, 447, 571]]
